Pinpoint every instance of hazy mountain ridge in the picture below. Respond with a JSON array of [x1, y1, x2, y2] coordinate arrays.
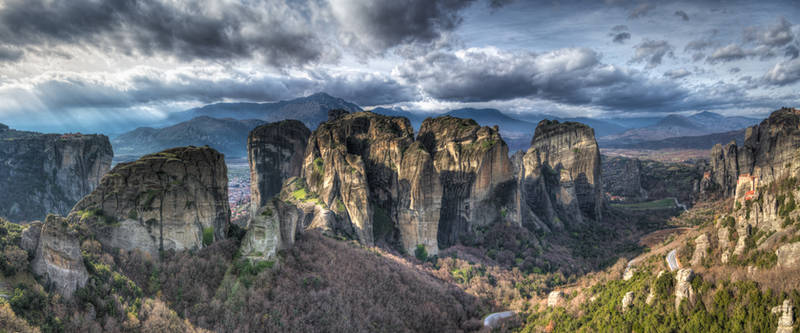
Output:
[[113, 116, 265, 159], [600, 112, 760, 145]]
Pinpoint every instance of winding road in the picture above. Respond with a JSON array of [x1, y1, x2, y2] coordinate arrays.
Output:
[[483, 311, 515, 328], [666, 249, 680, 271]]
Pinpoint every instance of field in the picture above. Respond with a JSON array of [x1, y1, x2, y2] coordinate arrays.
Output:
[[611, 198, 677, 210]]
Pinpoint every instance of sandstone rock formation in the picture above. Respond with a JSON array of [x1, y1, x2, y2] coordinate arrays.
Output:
[[690, 234, 709, 267], [31, 215, 88, 298], [776, 242, 800, 269], [0, 126, 112, 222], [708, 108, 800, 232], [547, 290, 563, 307], [303, 111, 415, 246], [72, 146, 230, 255], [675, 268, 695, 310], [518, 120, 603, 229], [411, 117, 516, 251], [248, 120, 311, 217], [602, 156, 646, 200]]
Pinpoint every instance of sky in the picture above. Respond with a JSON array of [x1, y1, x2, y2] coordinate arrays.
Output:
[[0, 0, 799, 133]]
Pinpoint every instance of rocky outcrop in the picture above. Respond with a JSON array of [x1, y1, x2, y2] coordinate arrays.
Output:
[[518, 120, 603, 229], [690, 234, 709, 267], [547, 290, 563, 307], [602, 156, 646, 200], [31, 215, 88, 298], [709, 142, 739, 196], [674, 269, 695, 310], [241, 177, 339, 262], [248, 120, 311, 218], [0, 127, 112, 222], [708, 108, 800, 232], [20, 221, 42, 255], [303, 111, 415, 246], [773, 299, 795, 333], [776, 242, 800, 269], [622, 291, 634, 311], [72, 146, 230, 255], [411, 117, 516, 252]]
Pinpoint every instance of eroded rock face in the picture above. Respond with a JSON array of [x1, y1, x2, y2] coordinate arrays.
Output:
[[20, 221, 42, 255], [31, 215, 88, 298], [412, 117, 515, 252], [72, 146, 230, 255], [248, 120, 311, 217], [708, 108, 800, 232], [602, 156, 645, 200], [776, 242, 800, 269], [241, 199, 299, 262], [622, 291, 634, 311], [774, 299, 795, 333], [0, 127, 112, 222], [518, 120, 603, 229], [303, 111, 414, 246], [675, 268, 695, 310], [690, 234, 709, 267]]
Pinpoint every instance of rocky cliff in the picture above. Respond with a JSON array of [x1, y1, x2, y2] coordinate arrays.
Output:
[[72, 146, 230, 255], [248, 120, 311, 217], [0, 126, 112, 222], [302, 110, 415, 246], [707, 108, 800, 232], [409, 116, 516, 252], [517, 120, 603, 229], [31, 215, 88, 298], [252, 111, 519, 255]]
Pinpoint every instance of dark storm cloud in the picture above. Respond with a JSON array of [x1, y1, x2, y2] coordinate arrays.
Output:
[[612, 25, 628, 32], [331, 0, 477, 54], [489, 0, 515, 9], [786, 45, 800, 59], [0, 0, 330, 67], [612, 32, 631, 44], [0, 0, 487, 67], [729, 67, 741, 73], [0, 46, 23, 62], [674, 10, 689, 21], [630, 40, 674, 67], [394, 47, 691, 111]]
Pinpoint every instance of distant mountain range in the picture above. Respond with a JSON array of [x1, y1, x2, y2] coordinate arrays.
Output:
[[173, 92, 362, 129], [112, 92, 764, 159], [112, 116, 264, 159], [599, 111, 760, 146]]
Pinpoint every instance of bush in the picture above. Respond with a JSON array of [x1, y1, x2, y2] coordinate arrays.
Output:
[[414, 244, 428, 262], [2, 245, 28, 276], [202, 227, 214, 246]]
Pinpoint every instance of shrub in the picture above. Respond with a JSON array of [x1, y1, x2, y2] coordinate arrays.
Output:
[[202, 227, 214, 246], [2, 245, 28, 276], [414, 244, 428, 262]]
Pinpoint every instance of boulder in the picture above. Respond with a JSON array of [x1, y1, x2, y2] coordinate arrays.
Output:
[[622, 291, 634, 311], [31, 215, 88, 298], [775, 299, 794, 333], [72, 146, 230, 256], [547, 290, 563, 307]]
